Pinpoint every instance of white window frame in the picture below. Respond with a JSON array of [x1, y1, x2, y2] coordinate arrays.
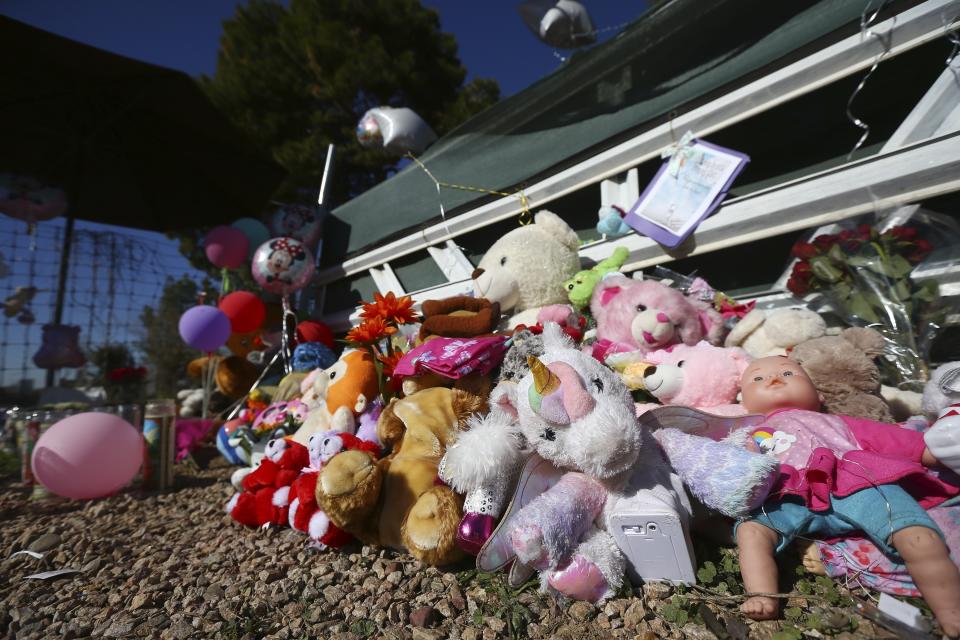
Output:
[[319, 1, 960, 330]]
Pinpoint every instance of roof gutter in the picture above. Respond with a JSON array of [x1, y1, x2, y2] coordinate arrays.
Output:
[[315, 0, 956, 286]]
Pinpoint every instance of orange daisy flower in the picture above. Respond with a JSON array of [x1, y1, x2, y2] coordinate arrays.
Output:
[[346, 316, 396, 345], [376, 351, 404, 378], [360, 292, 419, 325], [377, 351, 406, 393]]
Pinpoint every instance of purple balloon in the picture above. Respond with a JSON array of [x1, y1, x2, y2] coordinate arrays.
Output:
[[179, 305, 231, 352], [204, 225, 249, 269]]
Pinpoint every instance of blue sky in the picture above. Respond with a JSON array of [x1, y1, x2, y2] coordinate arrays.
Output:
[[1, 0, 646, 96], [0, 1, 647, 389]]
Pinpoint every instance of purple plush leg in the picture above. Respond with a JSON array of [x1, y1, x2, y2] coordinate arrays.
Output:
[[510, 523, 551, 569], [507, 472, 607, 569], [457, 513, 496, 555]]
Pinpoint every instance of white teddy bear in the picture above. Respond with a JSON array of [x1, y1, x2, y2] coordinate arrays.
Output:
[[176, 388, 205, 417], [724, 307, 826, 357], [471, 210, 581, 329]]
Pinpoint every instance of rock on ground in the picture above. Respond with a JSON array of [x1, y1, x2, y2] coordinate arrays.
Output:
[[0, 461, 905, 639]]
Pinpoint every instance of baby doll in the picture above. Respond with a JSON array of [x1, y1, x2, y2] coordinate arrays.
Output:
[[733, 356, 960, 636]]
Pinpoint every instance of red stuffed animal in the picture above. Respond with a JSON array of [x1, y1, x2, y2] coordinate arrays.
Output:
[[288, 431, 381, 547], [227, 438, 309, 527]]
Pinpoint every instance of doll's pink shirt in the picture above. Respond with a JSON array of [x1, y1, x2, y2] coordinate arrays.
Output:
[[750, 408, 958, 511]]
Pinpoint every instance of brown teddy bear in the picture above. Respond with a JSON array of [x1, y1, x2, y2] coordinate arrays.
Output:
[[186, 355, 259, 400], [315, 384, 489, 565], [788, 327, 894, 422], [401, 295, 501, 397], [418, 296, 501, 342]]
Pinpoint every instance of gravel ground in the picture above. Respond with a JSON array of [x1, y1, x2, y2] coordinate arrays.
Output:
[[0, 457, 911, 639]]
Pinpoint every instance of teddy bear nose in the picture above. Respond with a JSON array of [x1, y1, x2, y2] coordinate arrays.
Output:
[[643, 366, 657, 378], [656, 312, 670, 323], [471, 268, 484, 280]]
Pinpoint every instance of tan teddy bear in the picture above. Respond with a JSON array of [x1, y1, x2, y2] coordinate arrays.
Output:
[[788, 327, 894, 423], [316, 384, 488, 565]]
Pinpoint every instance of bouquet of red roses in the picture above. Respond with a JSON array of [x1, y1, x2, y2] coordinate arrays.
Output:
[[787, 223, 940, 390]]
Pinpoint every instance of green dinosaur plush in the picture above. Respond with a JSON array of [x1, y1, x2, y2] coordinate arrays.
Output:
[[563, 246, 629, 308]]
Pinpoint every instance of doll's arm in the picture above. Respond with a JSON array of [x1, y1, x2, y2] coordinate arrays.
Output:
[[843, 415, 928, 462], [508, 472, 607, 570]]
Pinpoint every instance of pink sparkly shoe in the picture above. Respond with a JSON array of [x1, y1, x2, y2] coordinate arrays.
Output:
[[547, 555, 610, 602], [457, 513, 495, 556]]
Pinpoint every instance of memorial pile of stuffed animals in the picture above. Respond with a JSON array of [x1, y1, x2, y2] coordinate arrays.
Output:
[[213, 211, 960, 636]]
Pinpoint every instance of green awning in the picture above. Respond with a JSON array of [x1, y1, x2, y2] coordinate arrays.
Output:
[[323, 0, 892, 264]]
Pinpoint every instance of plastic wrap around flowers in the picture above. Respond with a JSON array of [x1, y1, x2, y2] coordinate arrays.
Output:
[[0, 173, 68, 224], [251, 237, 315, 295], [393, 336, 510, 380], [786, 222, 940, 389]]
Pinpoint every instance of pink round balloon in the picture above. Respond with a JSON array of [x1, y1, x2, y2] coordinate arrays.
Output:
[[251, 237, 315, 295], [204, 225, 249, 269], [31, 412, 142, 500]]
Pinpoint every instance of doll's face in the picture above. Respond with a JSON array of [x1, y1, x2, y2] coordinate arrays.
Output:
[[741, 356, 821, 414]]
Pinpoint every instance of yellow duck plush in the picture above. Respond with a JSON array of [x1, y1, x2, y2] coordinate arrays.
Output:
[[316, 384, 488, 565]]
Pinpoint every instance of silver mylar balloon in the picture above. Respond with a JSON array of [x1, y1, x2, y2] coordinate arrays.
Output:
[[356, 112, 383, 148], [356, 107, 437, 155], [517, 0, 596, 49]]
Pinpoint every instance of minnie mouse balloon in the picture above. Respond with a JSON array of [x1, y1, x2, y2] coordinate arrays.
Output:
[[251, 237, 315, 295], [0, 173, 68, 224], [268, 203, 322, 250]]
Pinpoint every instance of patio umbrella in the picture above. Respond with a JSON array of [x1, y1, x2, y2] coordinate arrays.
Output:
[[0, 16, 286, 385], [0, 16, 285, 230]]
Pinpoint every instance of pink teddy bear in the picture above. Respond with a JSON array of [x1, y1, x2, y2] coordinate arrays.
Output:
[[589, 274, 725, 362], [636, 342, 753, 416]]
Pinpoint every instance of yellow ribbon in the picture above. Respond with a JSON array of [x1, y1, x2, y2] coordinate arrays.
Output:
[[405, 153, 532, 226]]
